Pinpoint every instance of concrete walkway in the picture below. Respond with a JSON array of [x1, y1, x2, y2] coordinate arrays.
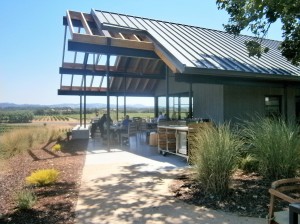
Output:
[[75, 136, 266, 224]]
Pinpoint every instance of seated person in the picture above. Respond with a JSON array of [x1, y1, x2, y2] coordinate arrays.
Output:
[[90, 112, 99, 138], [98, 114, 112, 137], [115, 115, 132, 143], [121, 115, 132, 131], [157, 112, 166, 123]]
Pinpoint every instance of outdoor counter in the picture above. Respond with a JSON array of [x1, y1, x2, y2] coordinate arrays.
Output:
[[157, 125, 189, 159]]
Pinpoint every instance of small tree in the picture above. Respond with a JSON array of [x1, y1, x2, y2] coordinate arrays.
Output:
[[216, 0, 300, 65]]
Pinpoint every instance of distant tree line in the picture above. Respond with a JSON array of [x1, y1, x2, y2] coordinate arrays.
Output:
[[0, 111, 34, 123]]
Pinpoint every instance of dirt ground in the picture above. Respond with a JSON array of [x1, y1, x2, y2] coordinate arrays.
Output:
[[0, 139, 86, 224]]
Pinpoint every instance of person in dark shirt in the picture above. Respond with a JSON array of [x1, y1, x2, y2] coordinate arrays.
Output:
[[90, 112, 99, 138], [98, 114, 112, 137], [121, 115, 131, 130]]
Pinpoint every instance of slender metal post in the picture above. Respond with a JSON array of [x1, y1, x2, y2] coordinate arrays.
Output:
[[116, 96, 119, 121], [106, 39, 111, 150], [154, 96, 159, 118], [124, 76, 127, 116], [166, 65, 169, 119], [80, 96, 82, 126], [189, 82, 193, 118], [284, 84, 288, 122], [83, 53, 89, 128]]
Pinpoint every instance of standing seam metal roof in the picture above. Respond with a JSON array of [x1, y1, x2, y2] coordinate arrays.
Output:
[[92, 9, 300, 76]]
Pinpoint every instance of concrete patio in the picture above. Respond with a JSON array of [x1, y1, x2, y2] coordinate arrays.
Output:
[[74, 134, 266, 224]]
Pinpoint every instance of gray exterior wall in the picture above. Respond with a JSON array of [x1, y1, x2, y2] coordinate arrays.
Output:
[[155, 75, 190, 95], [193, 83, 224, 124], [155, 74, 300, 124], [223, 85, 300, 123]]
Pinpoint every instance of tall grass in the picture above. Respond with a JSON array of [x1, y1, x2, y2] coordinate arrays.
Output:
[[242, 117, 300, 180], [189, 124, 242, 197], [0, 126, 66, 159]]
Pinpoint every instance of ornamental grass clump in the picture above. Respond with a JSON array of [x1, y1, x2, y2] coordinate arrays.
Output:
[[189, 124, 242, 197], [242, 117, 300, 181], [15, 189, 37, 210], [26, 169, 60, 186]]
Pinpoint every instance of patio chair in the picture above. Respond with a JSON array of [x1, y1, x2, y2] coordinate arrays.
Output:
[[138, 120, 148, 138], [268, 178, 300, 224], [120, 122, 138, 147]]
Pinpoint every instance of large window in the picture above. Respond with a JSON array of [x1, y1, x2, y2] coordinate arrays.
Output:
[[265, 96, 281, 118], [158, 93, 192, 120]]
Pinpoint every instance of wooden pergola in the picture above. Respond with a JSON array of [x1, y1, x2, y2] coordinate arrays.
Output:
[[58, 10, 188, 146]]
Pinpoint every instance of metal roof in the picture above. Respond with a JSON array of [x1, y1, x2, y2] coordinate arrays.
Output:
[[58, 9, 300, 97], [92, 9, 300, 77]]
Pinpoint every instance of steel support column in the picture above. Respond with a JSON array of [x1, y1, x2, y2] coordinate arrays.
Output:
[[284, 84, 288, 122], [79, 95, 82, 126], [106, 39, 111, 150], [83, 53, 89, 128], [189, 82, 193, 118], [124, 76, 127, 116], [166, 65, 169, 119]]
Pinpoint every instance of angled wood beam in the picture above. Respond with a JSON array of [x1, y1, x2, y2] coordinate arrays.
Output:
[[132, 58, 141, 72], [149, 79, 157, 92], [133, 78, 141, 92], [116, 78, 123, 90], [149, 60, 160, 73], [99, 76, 104, 89], [66, 10, 75, 38], [67, 11, 94, 23], [126, 77, 132, 90], [133, 34, 141, 41], [142, 59, 151, 73], [80, 12, 93, 35], [114, 56, 121, 69], [141, 79, 151, 92], [89, 75, 94, 88]]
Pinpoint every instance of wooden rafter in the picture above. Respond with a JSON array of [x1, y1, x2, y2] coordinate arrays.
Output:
[[66, 10, 75, 38], [80, 12, 93, 35], [133, 78, 141, 91], [116, 77, 123, 90], [141, 79, 150, 92], [126, 77, 132, 90], [90, 75, 96, 88]]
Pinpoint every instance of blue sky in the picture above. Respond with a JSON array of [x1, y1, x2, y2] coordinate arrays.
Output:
[[0, 0, 283, 106]]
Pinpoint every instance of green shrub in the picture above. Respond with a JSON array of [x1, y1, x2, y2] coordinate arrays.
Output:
[[15, 189, 37, 210], [52, 143, 62, 152], [239, 155, 259, 173], [189, 124, 242, 197], [26, 169, 60, 186], [242, 117, 300, 180]]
